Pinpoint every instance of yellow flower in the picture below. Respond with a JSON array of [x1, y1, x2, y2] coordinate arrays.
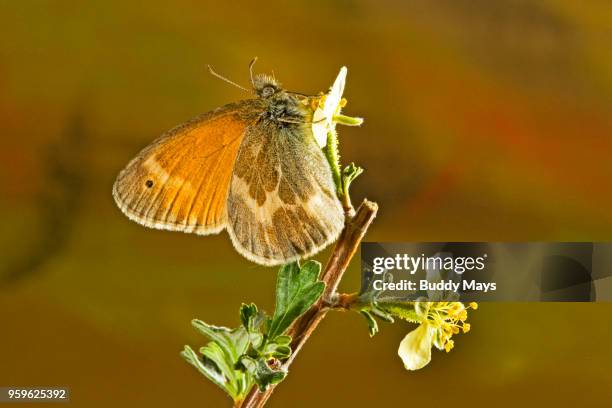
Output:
[[398, 301, 477, 370]]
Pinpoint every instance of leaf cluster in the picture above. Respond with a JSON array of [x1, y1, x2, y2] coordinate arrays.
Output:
[[181, 261, 325, 402]]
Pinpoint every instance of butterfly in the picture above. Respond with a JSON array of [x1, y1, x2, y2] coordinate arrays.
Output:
[[113, 60, 347, 266]]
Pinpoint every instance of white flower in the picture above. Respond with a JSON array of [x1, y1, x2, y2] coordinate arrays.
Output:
[[312, 67, 347, 148]]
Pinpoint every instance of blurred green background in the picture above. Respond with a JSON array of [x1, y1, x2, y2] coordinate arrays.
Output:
[[1, 0, 612, 406]]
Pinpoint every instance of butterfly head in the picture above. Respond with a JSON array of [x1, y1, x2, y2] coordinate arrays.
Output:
[[252, 73, 282, 98]]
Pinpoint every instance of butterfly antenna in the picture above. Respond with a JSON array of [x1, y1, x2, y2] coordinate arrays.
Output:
[[249, 56, 258, 88], [207, 65, 251, 93]]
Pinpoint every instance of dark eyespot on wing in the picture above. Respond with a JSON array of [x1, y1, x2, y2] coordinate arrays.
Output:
[[112, 100, 262, 234]]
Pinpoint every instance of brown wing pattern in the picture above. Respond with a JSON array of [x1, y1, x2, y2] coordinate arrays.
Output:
[[226, 120, 344, 265], [112, 102, 255, 235]]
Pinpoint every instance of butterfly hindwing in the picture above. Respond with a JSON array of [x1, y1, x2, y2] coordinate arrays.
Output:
[[226, 119, 344, 265], [113, 101, 258, 235]]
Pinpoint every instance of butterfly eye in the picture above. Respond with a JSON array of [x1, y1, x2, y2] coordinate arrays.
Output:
[[262, 86, 275, 98]]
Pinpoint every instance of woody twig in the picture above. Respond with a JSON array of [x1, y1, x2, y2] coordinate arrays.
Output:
[[240, 199, 378, 408]]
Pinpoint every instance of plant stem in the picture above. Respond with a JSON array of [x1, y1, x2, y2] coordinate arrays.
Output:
[[240, 199, 378, 408], [327, 292, 359, 310]]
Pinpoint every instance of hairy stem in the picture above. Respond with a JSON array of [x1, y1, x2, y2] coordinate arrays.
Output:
[[240, 199, 378, 408], [323, 130, 342, 198]]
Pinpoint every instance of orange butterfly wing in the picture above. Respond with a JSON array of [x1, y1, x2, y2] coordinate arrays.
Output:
[[113, 101, 258, 235]]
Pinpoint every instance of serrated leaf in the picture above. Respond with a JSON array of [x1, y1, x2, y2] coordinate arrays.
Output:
[[273, 262, 300, 320], [267, 261, 325, 340], [240, 303, 258, 332], [186, 321, 253, 401], [240, 356, 287, 391]]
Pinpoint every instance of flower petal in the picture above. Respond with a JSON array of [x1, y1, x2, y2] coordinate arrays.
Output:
[[311, 120, 328, 148], [398, 323, 435, 370], [323, 66, 347, 124], [311, 67, 347, 148]]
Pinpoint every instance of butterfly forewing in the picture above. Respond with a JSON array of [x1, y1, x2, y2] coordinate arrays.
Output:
[[226, 119, 344, 265], [113, 101, 258, 234]]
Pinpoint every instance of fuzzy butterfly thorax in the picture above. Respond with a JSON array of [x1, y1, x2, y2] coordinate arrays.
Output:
[[113, 67, 345, 266]]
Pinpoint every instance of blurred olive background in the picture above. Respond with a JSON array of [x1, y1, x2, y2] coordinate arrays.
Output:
[[1, 1, 612, 406]]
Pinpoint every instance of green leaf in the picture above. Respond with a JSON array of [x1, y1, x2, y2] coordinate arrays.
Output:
[[369, 304, 395, 323], [356, 301, 421, 337], [239, 303, 269, 351], [185, 321, 253, 401], [240, 356, 287, 391], [267, 261, 325, 340], [200, 342, 235, 382], [257, 334, 292, 359], [262, 342, 291, 359], [341, 162, 363, 197], [272, 335, 291, 346], [184, 269, 314, 402], [249, 332, 264, 349], [240, 303, 259, 332], [191, 320, 249, 360], [360, 310, 379, 337], [181, 345, 227, 391]]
